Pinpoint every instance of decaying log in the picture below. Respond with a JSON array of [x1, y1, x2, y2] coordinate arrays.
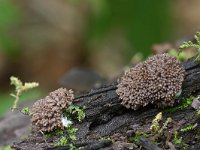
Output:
[[12, 56, 200, 150]]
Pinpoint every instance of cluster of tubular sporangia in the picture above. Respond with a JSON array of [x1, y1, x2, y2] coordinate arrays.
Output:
[[116, 54, 185, 110], [31, 88, 74, 132]]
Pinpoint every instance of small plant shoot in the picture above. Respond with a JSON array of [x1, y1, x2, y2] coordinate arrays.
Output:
[[54, 125, 78, 149], [150, 112, 162, 133], [10, 76, 39, 111], [21, 107, 31, 115], [180, 123, 197, 132]]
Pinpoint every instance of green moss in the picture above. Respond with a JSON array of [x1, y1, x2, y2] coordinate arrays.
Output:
[[64, 104, 85, 122], [163, 97, 193, 113], [197, 109, 200, 116], [180, 124, 196, 132], [172, 131, 188, 150], [45, 125, 78, 149], [54, 125, 78, 145], [173, 131, 182, 144], [46, 104, 85, 149], [129, 132, 149, 143], [55, 136, 68, 146]]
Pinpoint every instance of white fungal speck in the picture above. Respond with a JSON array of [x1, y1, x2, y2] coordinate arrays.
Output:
[[61, 114, 72, 127]]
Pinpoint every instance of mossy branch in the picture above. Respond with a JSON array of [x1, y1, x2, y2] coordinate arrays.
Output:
[[10, 76, 39, 111]]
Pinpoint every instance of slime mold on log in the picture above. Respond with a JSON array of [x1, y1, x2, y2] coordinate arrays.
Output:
[[116, 54, 185, 110], [31, 88, 74, 132]]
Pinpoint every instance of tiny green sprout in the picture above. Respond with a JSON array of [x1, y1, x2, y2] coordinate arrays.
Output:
[[173, 131, 182, 144], [164, 97, 193, 113], [69, 143, 80, 150], [130, 132, 148, 143], [139, 145, 142, 150], [10, 76, 39, 111], [48, 125, 78, 149], [150, 112, 162, 133], [173, 131, 188, 150], [196, 97, 200, 116], [179, 32, 200, 62], [180, 123, 197, 132], [67, 125, 78, 141], [54, 125, 78, 149], [153, 117, 172, 141], [55, 136, 68, 146], [158, 117, 172, 135], [197, 108, 200, 116], [21, 107, 31, 115]]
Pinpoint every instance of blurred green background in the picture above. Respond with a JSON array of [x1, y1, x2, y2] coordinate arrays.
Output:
[[0, 0, 200, 116]]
